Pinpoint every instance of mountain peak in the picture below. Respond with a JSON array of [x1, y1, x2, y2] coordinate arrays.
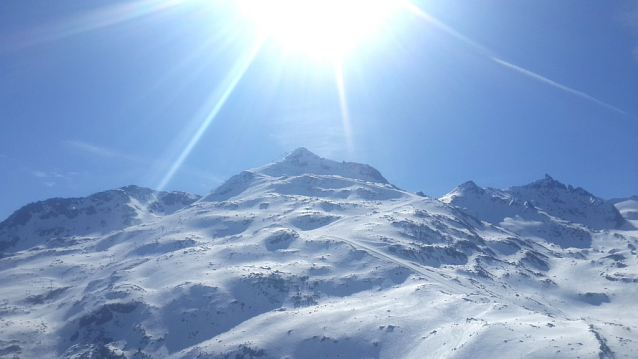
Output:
[[255, 148, 389, 184], [523, 174, 567, 190], [458, 180, 482, 192], [286, 147, 318, 159], [201, 148, 394, 202], [280, 147, 323, 168], [440, 181, 485, 201]]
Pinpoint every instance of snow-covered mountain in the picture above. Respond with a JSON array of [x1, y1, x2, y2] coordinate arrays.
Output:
[[0, 149, 636, 359], [0, 186, 200, 252], [440, 175, 627, 248]]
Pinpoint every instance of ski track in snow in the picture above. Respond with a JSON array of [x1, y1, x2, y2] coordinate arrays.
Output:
[[321, 234, 468, 295]]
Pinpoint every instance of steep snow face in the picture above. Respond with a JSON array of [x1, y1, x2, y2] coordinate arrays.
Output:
[[0, 185, 200, 252], [1, 157, 637, 359], [440, 175, 626, 248], [612, 196, 638, 227]]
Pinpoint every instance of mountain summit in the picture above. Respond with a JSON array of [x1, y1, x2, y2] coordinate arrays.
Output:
[[0, 152, 637, 359], [201, 148, 393, 202], [256, 147, 388, 184]]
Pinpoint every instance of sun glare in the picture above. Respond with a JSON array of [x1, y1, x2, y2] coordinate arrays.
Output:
[[237, 0, 403, 60]]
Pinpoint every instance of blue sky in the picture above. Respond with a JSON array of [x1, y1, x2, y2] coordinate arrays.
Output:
[[1, 0, 637, 220]]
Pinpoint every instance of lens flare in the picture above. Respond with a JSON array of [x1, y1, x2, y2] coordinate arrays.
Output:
[[237, 0, 403, 60]]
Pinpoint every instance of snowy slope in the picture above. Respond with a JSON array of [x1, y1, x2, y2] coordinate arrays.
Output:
[[0, 149, 637, 359]]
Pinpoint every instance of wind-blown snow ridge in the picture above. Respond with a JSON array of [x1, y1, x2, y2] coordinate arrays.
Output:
[[0, 155, 637, 359]]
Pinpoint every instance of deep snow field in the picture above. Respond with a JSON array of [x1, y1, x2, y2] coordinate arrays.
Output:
[[0, 148, 636, 358]]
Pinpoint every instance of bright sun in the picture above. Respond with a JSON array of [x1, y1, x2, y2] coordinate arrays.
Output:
[[237, 0, 404, 60]]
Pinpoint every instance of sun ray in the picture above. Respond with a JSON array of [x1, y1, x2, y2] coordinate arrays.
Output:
[[156, 39, 264, 191], [334, 61, 355, 158]]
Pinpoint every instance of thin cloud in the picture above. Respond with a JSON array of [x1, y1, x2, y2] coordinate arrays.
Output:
[[63, 140, 224, 191], [64, 140, 147, 163], [403, 1, 627, 115], [53, 172, 70, 179], [31, 170, 72, 179], [28, 169, 78, 188], [4, 153, 82, 189]]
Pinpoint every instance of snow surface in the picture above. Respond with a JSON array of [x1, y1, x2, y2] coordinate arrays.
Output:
[[611, 196, 638, 228], [0, 149, 637, 358]]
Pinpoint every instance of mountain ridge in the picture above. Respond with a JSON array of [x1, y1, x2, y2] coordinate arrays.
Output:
[[0, 185, 200, 252], [0, 148, 637, 358], [441, 174, 625, 226]]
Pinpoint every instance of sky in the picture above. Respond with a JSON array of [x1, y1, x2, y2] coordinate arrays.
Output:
[[1, 0, 637, 221]]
